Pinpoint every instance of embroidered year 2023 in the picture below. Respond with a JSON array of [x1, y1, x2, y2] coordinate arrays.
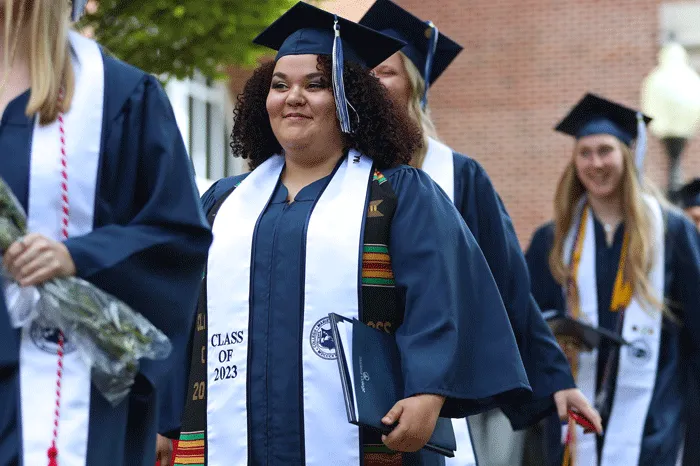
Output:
[[210, 331, 245, 381]]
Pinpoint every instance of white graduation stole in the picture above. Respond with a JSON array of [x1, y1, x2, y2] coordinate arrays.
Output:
[[422, 137, 477, 466], [18, 31, 104, 466], [422, 137, 455, 202], [206, 151, 372, 465], [562, 196, 664, 466]]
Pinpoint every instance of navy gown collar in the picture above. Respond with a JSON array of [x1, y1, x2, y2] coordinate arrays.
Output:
[[1, 90, 32, 127], [274, 153, 347, 203]]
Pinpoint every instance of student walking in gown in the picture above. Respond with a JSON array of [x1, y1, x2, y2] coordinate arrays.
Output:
[[0, 1, 211, 464], [358, 1, 601, 464], [526, 93, 700, 466], [172, 3, 535, 465]]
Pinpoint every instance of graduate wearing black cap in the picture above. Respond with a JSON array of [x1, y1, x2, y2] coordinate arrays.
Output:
[[675, 178, 700, 230], [171, 3, 534, 465], [526, 93, 700, 466], [0, 1, 212, 465], [358, 2, 599, 465]]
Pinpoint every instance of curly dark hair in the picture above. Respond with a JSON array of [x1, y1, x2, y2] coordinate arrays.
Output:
[[230, 55, 422, 170]]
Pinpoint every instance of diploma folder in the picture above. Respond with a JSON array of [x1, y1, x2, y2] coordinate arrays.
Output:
[[542, 310, 628, 350], [328, 313, 456, 457]]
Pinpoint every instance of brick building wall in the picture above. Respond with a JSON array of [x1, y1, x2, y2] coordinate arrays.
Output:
[[232, 0, 700, 247]]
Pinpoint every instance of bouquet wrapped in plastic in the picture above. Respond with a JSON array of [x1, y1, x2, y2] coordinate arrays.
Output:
[[0, 176, 171, 405]]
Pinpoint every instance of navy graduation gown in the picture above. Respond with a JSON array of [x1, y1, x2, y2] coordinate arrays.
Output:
[[526, 211, 700, 466], [199, 163, 530, 465], [0, 51, 211, 464], [451, 153, 574, 427]]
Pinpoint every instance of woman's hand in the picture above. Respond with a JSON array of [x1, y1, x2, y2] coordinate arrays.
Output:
[[3, 233, 76, 286], [381, 394, 445, 452], [554, 388, 603, 434], [156, 434, 173, 466]]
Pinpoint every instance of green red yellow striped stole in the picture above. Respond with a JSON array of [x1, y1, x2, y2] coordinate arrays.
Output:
[[174, 431, 205, 466], [362, 244, 395, 287], [373, 169, 387, 185]]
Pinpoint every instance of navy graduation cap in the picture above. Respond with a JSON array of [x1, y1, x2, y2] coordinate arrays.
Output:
[[359, 0, 463, 107], [254, 1, 406, 133], [72, 0, 89, 21], [555, 93, 652, 173], [676, 178, 700, 208]]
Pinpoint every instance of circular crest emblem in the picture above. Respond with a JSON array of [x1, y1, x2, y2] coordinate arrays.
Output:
[[309, 317, 336, 360], [30, 321, 76, 355], [627, 338, 652, 365]]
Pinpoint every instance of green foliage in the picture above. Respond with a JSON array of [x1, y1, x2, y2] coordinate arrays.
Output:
[[84, 0, 297, 81]]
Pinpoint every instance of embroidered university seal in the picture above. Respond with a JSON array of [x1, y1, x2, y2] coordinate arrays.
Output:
[[30, 321, 77, 354], [309, 317, 336, 360]]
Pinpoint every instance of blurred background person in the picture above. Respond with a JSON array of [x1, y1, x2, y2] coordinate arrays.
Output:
[[359, 1, 600, 464], [526, 94, 700, 466], [0, 0, 210, 464]]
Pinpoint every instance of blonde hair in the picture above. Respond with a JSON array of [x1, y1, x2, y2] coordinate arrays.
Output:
[[3, 0, 75, 124], [548, 141, 664, 312], [398, 52, 439, 168]]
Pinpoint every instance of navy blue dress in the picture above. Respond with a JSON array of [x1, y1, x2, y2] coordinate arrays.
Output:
[[526, 211, 700, 466], [0, 52, 211, 464]]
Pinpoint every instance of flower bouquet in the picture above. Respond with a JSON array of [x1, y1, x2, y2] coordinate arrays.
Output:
[[0, 176, 171, 405]]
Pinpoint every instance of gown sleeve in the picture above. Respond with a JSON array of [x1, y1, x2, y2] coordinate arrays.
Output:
[[525, 224, 564, 313], [666, 212, 700, 466], [61, 71, 213, 395], [453, 158, 574, 429], [387, 167, 531, 418]]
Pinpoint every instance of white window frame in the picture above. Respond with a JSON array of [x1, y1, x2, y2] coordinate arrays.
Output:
[[165, 71, 247, 183]]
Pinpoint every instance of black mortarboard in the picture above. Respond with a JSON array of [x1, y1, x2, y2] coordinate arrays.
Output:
[[254, 1, 405, 70], [542, 310, 628, 351], [555, 93, 652, 173], [555, 93, 651, 147], [72, 0, 89, 21], [359, 0, 463, 107], [676, 178, 700, 208], [253, 1, 406, 133]]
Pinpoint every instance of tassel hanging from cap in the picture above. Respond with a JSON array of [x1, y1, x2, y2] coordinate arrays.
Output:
[[634, 111, 648, 178], [332, 16, 352, 134], [421, 21, 439, 109]]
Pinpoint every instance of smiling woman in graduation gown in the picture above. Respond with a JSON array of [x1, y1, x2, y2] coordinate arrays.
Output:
[[526, 94, 700, 466], [172, 3, 531, 466], [358, 2, 597, 465], [0, 1, 211, 464]]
